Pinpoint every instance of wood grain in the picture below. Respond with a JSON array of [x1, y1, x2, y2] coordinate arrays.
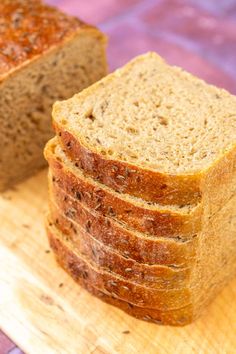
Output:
[[0, 170, 236, 354]]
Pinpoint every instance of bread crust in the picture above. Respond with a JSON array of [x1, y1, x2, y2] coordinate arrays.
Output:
[[77, 283, 194, 326], [49, 226, 195, 326], [54, 125, 201, 205], [54, 125, 236, 208], [44, 139, 202, 238], [47, 223, 195, 311], [48, 208, 193, 289], [52, 53, 236, 207], [0, 0, 106, 81], [49, 179, 198, 267]]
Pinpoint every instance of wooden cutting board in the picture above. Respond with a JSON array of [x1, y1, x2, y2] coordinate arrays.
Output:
[[0, 170, 236, 354]]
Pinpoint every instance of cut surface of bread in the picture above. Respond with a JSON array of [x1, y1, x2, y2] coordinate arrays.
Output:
[[53, 52, 236, 204], [49, 182, 197, 267], [48, 225, 195, 326], [44, 138, 202, 238], [0, 0, 107, 191]]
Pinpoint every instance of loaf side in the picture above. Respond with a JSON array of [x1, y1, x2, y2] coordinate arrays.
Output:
[[44, 138, 202, 238], [49, 181, 198, 267], [48, 225, 196, 326]]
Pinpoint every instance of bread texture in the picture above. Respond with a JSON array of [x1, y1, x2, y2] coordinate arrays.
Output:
[[44, 138, 202, 238], [0, 0, 107, 191], [48, 188, 236, 318], [45, 52, 236, 325], [48, 171, 236, 291], [45, 135, 236, 323], [49, 182, 197, 267], [48, 224, 195, 326], [52, 52, 236, 205], [47, 218, 236, 325], [46, 222, 194, 310], [48, 208, 192, 289]]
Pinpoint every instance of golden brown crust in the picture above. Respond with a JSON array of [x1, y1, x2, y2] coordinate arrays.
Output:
[[49, 178, 198, 267], [80, 284, 194, 326], [48, 209, 192, 289], [50, 230, 194, 327], [0, 0, 100, 80], [46, 223, 194, 310], [49, 231, 195, 327], [44, 140, 202, 238], [55, 126, 201, 205]]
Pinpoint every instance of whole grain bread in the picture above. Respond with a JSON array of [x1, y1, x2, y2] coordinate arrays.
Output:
[[48, 173, 236, 292], [45, 51, 236, 325], [45, 138, 236, 321], [48, 196, 236, 318], [49, 173, 236, 289], [48, 225, 195, 326], [46, 222, 195, 310], [44, 138, 202, 238], [49, 181, 197, 267], [48, 210, 192, 289], [0, 0, 107, 191], [52, 52, 236, 205]]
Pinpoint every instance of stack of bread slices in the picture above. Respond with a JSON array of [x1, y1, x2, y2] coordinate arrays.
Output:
[[44, 52, 236, 326]]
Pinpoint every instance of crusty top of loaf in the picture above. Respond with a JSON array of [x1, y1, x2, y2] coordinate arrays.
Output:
[[53, 52, 236, 175], [0, 0, 87, 80]]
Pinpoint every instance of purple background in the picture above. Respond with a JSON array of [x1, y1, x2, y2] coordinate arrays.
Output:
[[1, 0, 236, 352]]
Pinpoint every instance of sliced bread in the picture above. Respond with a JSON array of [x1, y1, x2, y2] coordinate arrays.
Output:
[[49, 173, 236, 292], [48, 224, 195, 326], [47, 221, 236, 324], [44, 138, 202, 238], [48, 210, 192, 289], [46, 222, 194, 310], [52, 52, 236, 205], [49, 181, 197, 267]]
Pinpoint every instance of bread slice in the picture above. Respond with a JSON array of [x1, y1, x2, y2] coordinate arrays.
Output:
[[49, 174, 236, 290], [48, 208, 192, 289], [48, 224, 195, 326], [46, 222, 195, 310], [47, 221, 236, 325], [49, 180, 197, 267], [52, 52, 236, 205], [0, 0, 107, 191], [48, 198, 236, 318], [44, 138, 202, 238]]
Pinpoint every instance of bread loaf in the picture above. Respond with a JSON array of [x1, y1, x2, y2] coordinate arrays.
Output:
[[0, 0, 107, 191], [45, 52, 236, 325]]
